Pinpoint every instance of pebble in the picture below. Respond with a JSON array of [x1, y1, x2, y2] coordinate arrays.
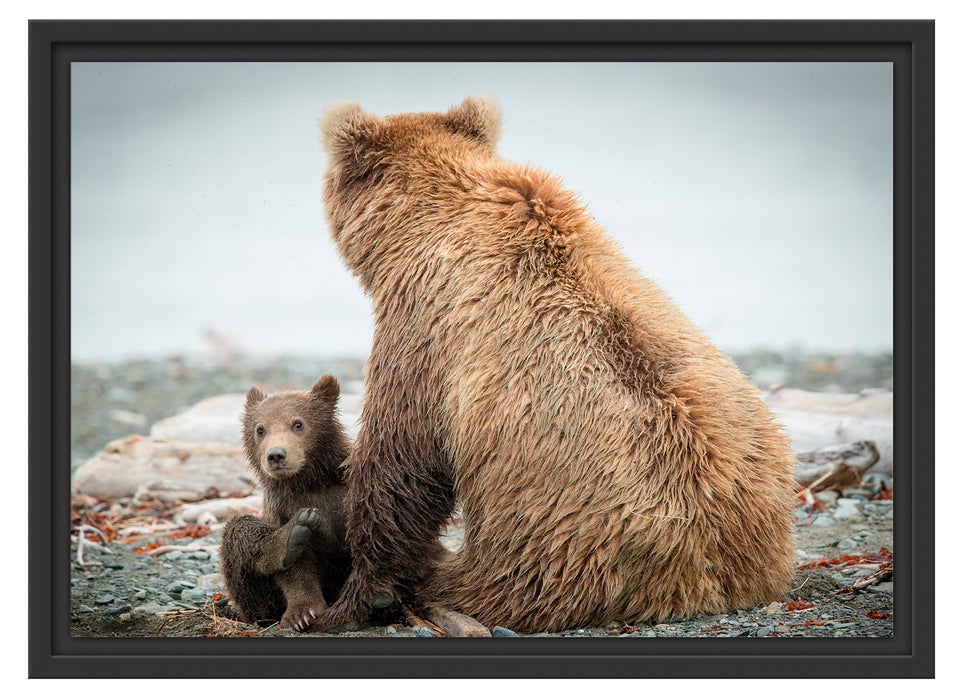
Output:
[[95, 593, 115, 604], [133, 603, 179, 615], [861, 502, 894, 520], [385, 626, 397, 634], [196, 573, 222, 591], [833, 499, 862, 521], [191, 550, 211, 560], [413, 626, 438, 637], [162, 551, 185, 561], [492, 626, 518, 637], [180, 587, 210, 603], [836, 538, 858, 551], [814, 491, 839, 505], [813, 514, 835, 527], [756, 626, 773, 637], [164, 580, 196, 595]]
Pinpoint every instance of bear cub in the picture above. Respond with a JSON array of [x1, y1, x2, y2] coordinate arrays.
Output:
[[220, 375, 352, 631]]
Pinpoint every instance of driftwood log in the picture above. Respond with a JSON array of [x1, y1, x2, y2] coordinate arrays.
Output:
[[794, 439, 881, 490]]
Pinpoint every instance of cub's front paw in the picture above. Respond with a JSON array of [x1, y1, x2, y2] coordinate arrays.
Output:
[[281, 598, 327, 632], [282, 508, 322, 568]]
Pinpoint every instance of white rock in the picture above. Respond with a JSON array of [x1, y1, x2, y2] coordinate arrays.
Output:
[[150, 394, 246, 444], [72, 434, 249, 500]]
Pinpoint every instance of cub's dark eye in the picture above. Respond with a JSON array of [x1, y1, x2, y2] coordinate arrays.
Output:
[[256, 426, 265, 437], [293, 420, 304, 432]]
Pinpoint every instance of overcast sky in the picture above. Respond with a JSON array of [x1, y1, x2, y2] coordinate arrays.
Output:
[[71, 61, 892, 361]]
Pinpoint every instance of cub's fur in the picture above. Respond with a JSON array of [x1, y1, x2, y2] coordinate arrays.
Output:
[[220, 375, 351, 630], [315, 96, 796, 632]]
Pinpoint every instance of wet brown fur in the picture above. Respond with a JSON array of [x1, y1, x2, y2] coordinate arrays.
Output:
[[315, 96, 797, 632], [219, 375, 352, 629]]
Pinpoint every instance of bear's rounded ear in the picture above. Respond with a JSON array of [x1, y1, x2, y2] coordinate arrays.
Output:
[[245, 386, 265, 410], [446, 95, 502, 146], [320, 101, 376, 154], [311, 374, 341, 401]]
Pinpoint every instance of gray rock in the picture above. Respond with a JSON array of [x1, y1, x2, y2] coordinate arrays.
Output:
[[836, 538, 858, 550], [164, 580, 195, 595], [814, 490, 839, 505], [834, 498, 862, 520], [813, 514, 835, 527], [871, 581, 894, 594], [95, 593, 115, 605], [757, 626, 773, 637], [132, 603, 179, 615], [413, 626, 438, 637], [191, 549, 211, 560], [492, 626, 518, 637], [180, 587, 210, 603], [196, 573, 223, 591], [162, 550, 184, 561]]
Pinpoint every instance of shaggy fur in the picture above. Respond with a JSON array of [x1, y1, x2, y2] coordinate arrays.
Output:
[[220, 376, 352, 630], [315, 96, 796, 632]]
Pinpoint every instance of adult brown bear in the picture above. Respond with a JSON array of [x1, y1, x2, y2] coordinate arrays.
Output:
[[316, 96, 796, 633]]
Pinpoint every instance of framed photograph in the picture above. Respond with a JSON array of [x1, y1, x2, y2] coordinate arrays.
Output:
[[30, 20, 934, 677]]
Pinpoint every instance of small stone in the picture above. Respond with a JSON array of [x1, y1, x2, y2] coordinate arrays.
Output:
[[119, 612, 132, 623], [133, 603, 178, 615], [385, 626, 397, 634], [162, 550, 184, 561], [413, 626, 438, 637], [834, 499, 862, 521], [775, 625, 790, 633], [191, 549, 211, 560], [836, 539, 858, 550], [871, 581, 894, 594], [181, 587, 210, 603], [756, 626, 773, 637], [165, 580, 196, 594], [763, 601, 783, 614], [813, 514, 835, 527], [492, 626, 518, 637], [814, 490, 839, 505], [134, 589, 148, 600], [95, 593, 115, 605]]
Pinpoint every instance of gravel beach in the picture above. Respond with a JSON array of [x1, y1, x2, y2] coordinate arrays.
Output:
[[69, 349, 895, 639]]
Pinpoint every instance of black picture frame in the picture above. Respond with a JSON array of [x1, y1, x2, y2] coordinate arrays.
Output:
[[29, 19, 935, 678]]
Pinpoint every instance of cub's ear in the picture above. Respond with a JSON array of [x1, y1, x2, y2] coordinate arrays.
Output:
[[311, 374, 341, 402], [245, 386, 265, 410], [320, 101, 376, 154], [445, 95, 502, 146]]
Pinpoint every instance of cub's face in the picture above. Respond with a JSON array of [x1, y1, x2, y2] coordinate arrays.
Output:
[[242, 375, 340, 482]]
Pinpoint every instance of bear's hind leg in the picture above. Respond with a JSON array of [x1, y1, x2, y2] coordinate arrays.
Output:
[[220, 515, 287, 625], [312, 464, 455, 630]]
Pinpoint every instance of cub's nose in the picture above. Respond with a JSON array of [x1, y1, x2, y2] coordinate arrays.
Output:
[[267, 447, 288, 467]]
